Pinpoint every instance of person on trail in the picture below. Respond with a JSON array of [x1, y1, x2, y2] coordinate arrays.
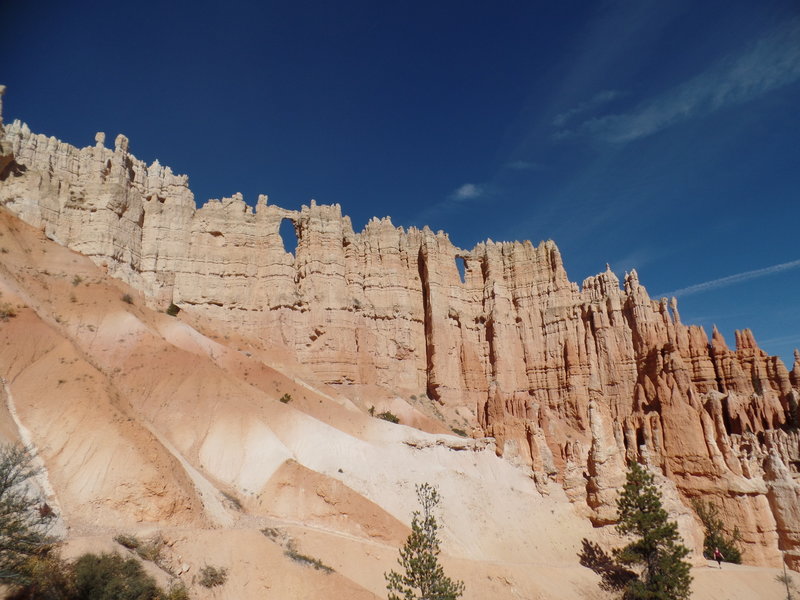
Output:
[[714, 547, 724, 568]]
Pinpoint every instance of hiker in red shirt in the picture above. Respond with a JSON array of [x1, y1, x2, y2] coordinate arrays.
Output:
[[713, 547, 724, 568]]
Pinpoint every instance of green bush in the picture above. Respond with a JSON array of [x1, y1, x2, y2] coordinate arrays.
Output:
[[72, 553, 162, 600], [376, 411, 400, 424], [71, 275, 83, 286], [114, 534, 141, 550], [261, 527, 282, 541], [198, 565, 228, 588], [451, 428, 468, 437], [0, 301, 17, 320], [279, 393, 292, 404], [121, 294, 134, 305], [135, 537, 164, 564], [162, 582, 189, 600], [165, 303, 180, 317], [284, 542, 334, 574], [691, 499, 742, 564]]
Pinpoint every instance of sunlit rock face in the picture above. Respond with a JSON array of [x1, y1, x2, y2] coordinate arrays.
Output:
[[2, 99, 799, 569]]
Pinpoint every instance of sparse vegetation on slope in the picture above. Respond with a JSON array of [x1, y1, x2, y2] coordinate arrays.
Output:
[[376, 410, 400, 424], [284, 542, 334, 574], [198, 564, 228, 588], [0, 301, 17, 320]]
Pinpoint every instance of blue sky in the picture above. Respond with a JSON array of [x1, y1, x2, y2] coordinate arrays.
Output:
[[2, 0, 799, 366]]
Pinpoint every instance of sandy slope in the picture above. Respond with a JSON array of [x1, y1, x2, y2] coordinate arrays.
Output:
[[0, 207, 792, 598]]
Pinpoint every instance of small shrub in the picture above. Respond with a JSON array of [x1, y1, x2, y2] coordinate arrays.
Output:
[[198, 565, 228, 588], [451, 427, 468, 437], [284, 543, 334, 574], [163, 582, 190, 600], [113, 534, 141, 550], [71, 275, 82, 286], [221, 491, 242, 511], [279, 393, 292, 404], [261, 527, 282, 541], [135, 537, 164, 563], [0, 247, 8, 253], [165, 303, 180, 317], [0, 302, 17, 320], [121, 294, 134, 305], [368, 405, 375, 416], [376, 411, 400, 424]]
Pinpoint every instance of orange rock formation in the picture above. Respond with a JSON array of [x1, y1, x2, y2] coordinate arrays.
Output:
[[1, 88, 798, 583]]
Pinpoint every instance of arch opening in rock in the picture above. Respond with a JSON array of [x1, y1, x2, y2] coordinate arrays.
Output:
[[455, 256, 466, 284], [279, 218, 298, 256]]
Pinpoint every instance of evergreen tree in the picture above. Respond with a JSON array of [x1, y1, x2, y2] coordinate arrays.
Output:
[[614, 462, 692, 600], [385, 483, 464, 600], [690, 498, 742, 564]]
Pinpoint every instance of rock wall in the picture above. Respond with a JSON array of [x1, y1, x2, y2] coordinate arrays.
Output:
[[1, 94, 799, 568]]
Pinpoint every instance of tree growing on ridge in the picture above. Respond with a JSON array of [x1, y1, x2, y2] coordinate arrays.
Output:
[[385, 483, 464, 600], [614, 462, 692, 600]]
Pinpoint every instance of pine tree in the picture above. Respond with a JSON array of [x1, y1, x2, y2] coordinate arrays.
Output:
[[385, 483, 464, 600], [690, 498, 742, 563], [614, 462, 692, 600]]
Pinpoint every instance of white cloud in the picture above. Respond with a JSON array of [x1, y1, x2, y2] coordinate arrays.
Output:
[[552, 89, 621, 127], [558, 19, 800, 143], [505, 160, 545, 171], [656, 258, 800, 299], [452, 183, 483, 200]]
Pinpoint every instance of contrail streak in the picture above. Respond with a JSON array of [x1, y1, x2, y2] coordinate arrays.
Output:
[[656, 259, 800, 298]]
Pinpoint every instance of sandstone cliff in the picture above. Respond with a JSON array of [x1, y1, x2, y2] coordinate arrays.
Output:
[[1, 88, 798, 571]]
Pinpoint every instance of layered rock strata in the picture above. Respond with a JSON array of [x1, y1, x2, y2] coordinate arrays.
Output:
[[1, 94, 799, 568]]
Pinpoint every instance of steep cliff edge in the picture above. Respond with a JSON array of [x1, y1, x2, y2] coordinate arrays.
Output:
[[1, 89, 798, 570]]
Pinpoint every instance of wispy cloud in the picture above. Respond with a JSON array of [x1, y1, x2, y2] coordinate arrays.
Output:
[[552, 89, 621, 127], [504, 160, 546, 171], [656, 258, 800, 298], [557, 19, 800, 143], [410, 181, 491, 229], [451, 183, 484, 200]]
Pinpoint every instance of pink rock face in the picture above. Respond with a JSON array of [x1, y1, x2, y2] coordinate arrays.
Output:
[[2, 115, 799, 569]]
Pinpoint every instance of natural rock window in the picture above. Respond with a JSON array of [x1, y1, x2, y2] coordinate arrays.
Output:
[[279, 218, 297, 257]]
